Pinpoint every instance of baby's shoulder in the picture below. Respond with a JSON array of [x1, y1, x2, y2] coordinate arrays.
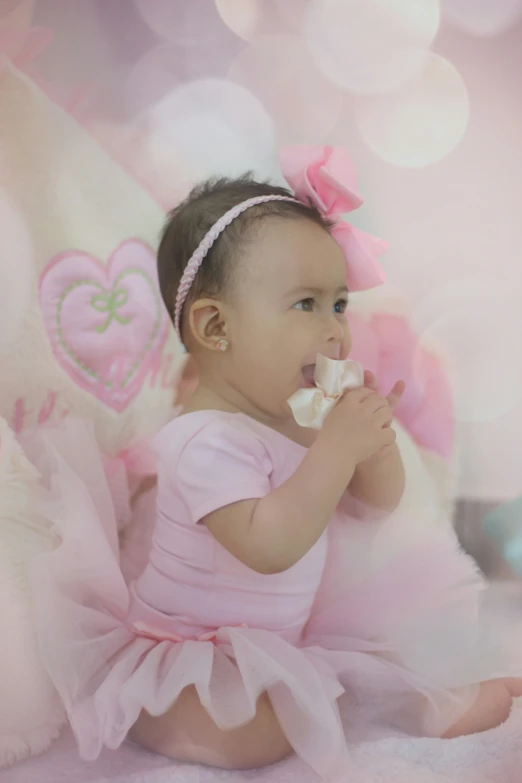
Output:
[[152, 410, 273, 466]]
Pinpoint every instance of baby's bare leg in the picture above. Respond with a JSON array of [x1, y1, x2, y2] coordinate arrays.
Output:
[[129, 685, 293, 770], [443, 678, 522, 738]]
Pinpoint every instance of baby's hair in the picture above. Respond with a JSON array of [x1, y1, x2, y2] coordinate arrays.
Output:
[[157, 174, 333, 335]]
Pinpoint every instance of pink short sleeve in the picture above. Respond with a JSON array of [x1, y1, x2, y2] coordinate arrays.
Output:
[[174, 420, 272, 524]]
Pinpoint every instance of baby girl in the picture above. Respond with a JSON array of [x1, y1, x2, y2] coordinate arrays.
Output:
[[33, 146, 522, 782]]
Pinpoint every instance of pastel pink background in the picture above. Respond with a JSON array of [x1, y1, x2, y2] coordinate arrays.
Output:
[[1, 0, 521, 501]]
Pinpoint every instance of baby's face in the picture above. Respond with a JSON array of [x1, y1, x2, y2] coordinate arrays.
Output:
[[225, 217, 352, 420]]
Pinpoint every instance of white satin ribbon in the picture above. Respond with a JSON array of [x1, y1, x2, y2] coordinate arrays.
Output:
[[288, 355, 364, 430]]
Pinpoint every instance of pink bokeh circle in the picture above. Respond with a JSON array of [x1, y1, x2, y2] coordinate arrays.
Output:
[[355, 53, 469, 167], [228, 33, 343, 144], [442, 0, 522, 37], [139, 78, 276, 190], [305, 0, 440, 96]]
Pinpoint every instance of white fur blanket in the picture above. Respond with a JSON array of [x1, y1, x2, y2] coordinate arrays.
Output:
[[8, 698, 522, 783], [9, 585, 522, 782], [0, 420, 65, 769]]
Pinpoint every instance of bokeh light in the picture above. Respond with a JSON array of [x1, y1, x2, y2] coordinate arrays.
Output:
[[305, 0, 440, 95], [134, 0, 225, 47], [124, 44, 187, 119], [273, 0, 312, 29], [215, 0, 262, 41], [30, 0, 110, 88], [354, 52, 469, 167], [124, 22, 243, 121], [88, 121, 190, 210], [140, 78, 276, 191], [0, 187, 33, 351], [442, 0, 522, 37], [228, 33, 343, 144], [0, 0, 34, 30], [412, 279, 522, 424]]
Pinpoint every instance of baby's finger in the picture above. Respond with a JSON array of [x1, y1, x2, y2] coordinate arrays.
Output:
[[342, 386, 373, 403], [361, 393, 388, 414], [382, 427, 396, 446], [364, 370, 379, 392], [376, 406, 393, 428], [386, 380, 406, 410]]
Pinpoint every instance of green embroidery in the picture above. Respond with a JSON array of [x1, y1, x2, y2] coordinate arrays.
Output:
[[91, 287, 132, 332], [55, 268, 164, 391]]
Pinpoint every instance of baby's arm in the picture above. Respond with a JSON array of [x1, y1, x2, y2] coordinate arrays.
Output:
[[205, 388, 394, 574], [348, 443, 405, 517], [205, 435, 357, 574]]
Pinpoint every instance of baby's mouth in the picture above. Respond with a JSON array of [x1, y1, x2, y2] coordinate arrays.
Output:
[[301, 364, 317, 388]]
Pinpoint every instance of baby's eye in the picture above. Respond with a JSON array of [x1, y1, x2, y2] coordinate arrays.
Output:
[[334, 298, 348, 314], [293, 298, 315, 312]]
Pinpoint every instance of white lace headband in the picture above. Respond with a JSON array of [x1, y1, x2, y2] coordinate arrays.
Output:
[[173, 194, 298, 343]]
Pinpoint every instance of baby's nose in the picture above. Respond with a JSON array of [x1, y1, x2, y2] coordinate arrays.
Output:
[[326, 315, 344, 343]]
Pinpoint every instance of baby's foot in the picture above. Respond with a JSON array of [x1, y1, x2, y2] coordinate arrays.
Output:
[[443, 678, 522, 738]]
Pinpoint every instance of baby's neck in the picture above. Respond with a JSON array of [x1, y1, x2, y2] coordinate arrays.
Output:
[[182, 382, 248, 417], [182, 382, 316, 448]]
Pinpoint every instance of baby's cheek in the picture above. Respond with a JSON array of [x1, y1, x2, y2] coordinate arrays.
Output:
[[342, 326, 352, 357]]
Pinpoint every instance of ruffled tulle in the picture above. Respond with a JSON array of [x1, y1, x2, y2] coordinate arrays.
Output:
[[27, 420, 522, 782]]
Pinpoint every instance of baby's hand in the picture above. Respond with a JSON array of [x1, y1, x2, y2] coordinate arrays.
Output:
[[320, 385, 395, 464], [362, 371, 405, 459], [364, 370, 405, 414]]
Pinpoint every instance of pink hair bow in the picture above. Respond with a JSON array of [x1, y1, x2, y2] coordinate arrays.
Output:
[[288, 355, 364, 429], [279, 145, 388, 291]]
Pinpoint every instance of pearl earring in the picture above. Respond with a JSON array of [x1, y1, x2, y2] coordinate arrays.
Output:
[[216, 339, 229, 352]]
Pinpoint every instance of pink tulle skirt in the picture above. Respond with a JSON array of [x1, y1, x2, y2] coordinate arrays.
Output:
[[26, 420, 522, 783]]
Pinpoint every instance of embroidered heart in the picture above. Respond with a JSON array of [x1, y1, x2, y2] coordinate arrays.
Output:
[[40, 239, 170, 412]]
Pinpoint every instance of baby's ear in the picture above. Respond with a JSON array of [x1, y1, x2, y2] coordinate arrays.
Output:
[[187, 297, 228, 352]]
